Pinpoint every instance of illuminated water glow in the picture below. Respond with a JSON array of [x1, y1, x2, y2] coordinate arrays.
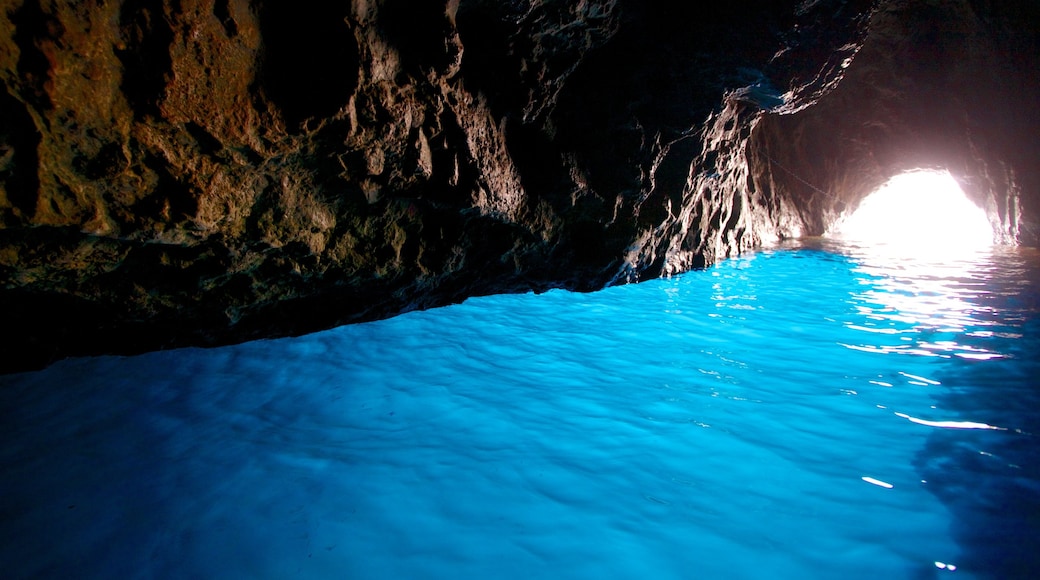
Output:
[[1, 240, 1039, 579]]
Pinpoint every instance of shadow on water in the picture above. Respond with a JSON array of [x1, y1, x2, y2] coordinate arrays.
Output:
[[921, 271, 1040, 579], [801, 237, 1040, 579]]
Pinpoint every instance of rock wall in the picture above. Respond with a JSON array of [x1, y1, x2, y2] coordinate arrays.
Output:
[[748, 0, 1040, 244], [0, 0, 871, 371]]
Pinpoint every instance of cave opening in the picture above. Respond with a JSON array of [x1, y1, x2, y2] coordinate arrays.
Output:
[[825, 170, 994, 252]]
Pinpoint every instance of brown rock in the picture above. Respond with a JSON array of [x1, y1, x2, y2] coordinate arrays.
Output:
[[0, 0, 918, 372]]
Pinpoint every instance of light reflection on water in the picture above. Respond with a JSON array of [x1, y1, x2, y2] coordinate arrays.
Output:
[[831, 241, 1017, 362], [0, 238, 1038, 579]]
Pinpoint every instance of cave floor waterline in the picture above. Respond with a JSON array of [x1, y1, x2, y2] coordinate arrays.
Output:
[[1, 239, 1039, 579]]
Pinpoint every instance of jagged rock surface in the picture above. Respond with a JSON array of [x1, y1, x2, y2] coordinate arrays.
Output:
[[748, 0, 1040, 244], [0, 0, 871, 371]]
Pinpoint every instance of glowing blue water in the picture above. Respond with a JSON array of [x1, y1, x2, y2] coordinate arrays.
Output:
[[2, 240, 1038, 579]]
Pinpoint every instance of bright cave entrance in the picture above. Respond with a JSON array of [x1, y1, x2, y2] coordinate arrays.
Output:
[[828, 170, 994, 251]]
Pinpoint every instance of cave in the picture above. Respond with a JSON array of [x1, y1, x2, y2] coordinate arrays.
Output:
[[1, 0, 1039, 577], [747, 0, 1040, 247], [0, 0, 1036, 369]]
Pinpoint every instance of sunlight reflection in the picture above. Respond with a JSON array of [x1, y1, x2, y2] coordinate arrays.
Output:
[[862, 476, 894, 489], [895, 412, 1005, 430], [822, 172, 1006, 359], [837, 253, 1005, 360]]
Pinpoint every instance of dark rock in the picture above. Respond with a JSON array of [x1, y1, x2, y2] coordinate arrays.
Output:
[[3, 0, 1032, 372], [748, 0, 1040, 244]]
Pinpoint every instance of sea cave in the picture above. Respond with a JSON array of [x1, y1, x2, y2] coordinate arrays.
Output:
[[1, 0, 1039, 578]]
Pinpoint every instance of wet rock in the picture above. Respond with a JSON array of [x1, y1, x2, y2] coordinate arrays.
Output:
[[0, 0, 876, 371], [748, 0, 1040, 245]]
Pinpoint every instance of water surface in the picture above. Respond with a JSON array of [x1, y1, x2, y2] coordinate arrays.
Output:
[[1, 239, 1038, 579]]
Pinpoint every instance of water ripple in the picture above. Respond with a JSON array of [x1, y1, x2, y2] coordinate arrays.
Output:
[[1, 240, 1039, 578]]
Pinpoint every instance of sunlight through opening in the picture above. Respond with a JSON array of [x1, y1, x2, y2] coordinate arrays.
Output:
[[828, 170, 994, 250]]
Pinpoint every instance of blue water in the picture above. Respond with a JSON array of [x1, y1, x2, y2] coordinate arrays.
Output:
[[2, 239, 1039, 579]]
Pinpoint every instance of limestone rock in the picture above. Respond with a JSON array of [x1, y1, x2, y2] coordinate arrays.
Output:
[[748, 0, 1040, 244], [0, 0, 874, 371]]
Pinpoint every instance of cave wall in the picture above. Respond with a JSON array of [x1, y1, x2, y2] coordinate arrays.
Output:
[[0, 0, 874, 371], [748, 0, 1040, 244]]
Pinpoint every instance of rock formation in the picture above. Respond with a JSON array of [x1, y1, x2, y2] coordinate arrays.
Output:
[[749, 0, 1040, 244], [1, 0, 1036, 372]]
